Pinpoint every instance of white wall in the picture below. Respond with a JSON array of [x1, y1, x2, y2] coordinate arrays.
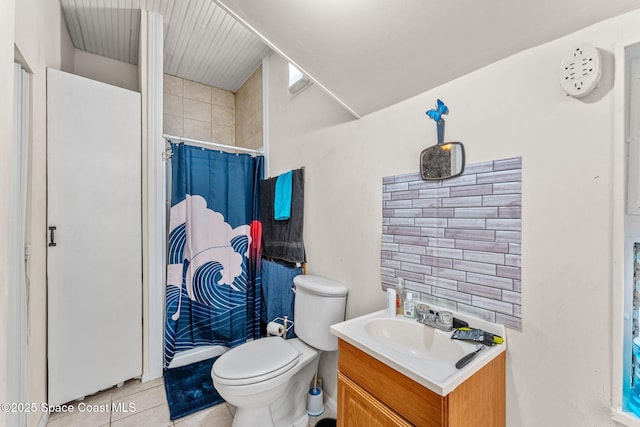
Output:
[[0, 1, 16, 426], [267, 10, 639, 426], [74, 49, 139, 91], [13, 1, 67, 425]]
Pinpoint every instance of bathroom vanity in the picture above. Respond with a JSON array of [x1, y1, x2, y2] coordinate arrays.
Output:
[[331, 310, 506, 427]]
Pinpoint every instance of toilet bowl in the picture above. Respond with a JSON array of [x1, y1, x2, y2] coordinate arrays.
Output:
[[212, 337, 319, 427], [211, 275, 348, 427]]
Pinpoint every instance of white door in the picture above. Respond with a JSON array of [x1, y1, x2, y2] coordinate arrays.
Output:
[[47, 69, 142, 405]]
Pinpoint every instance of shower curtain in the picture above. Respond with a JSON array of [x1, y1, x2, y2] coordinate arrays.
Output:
[[165, 143, 264, 366]]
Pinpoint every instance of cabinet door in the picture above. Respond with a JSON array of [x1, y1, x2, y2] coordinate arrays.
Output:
[[338, 373, 412, 427]]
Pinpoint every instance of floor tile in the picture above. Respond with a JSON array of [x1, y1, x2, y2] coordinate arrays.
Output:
[[110, 403, 173, 427], [46, 392, 112, 427], [174, 403, 233, 427], [112, 377, 164, 400], [111, 384, 167, 422], [225, 402, 236, 417]]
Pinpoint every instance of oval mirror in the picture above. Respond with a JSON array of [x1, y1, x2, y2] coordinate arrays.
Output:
[[419, 142, 465, 180]]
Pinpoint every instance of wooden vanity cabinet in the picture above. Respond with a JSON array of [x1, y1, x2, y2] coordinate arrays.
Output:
[[337, 339, 505, 427]]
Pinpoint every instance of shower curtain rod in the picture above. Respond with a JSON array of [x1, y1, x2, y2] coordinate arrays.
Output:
[[162, 134, 264, 155]]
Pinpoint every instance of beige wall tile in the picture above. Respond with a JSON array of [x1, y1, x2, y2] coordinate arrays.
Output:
[[184, 119, 212, 141], [183, 98, 212, 123], [212, 124, 235, 146], [184, 79, 212, 103], [164, 93, 182, 117], [211, 104, 235, 127], [163, 114, 183, 136], [211, 86, 235, 109], [164, 74, 182, 96], [244, 132, 263, 150], [235, 66, 262, 150], [236, 120, 248, 146]]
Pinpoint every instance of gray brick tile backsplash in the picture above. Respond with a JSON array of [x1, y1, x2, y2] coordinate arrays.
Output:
[[385, 200, 413, 209], [466, 272, 513, 290], [449, 184, 494, 197], [454, 207, 499, 218], [477, 169, 522, 184], [483, 194, 521, 207], [413, 198, 442, 208], [486, 219, 521, 231], [462, 162, 495, 174], [427, 238, 456, 248], [494, 157, 522, 170], [457, 304, 497, 322], [442, 196, 484, 207], [498, 207, 521, 219], [471, 295, 514, 315], [453, 259, 497, 275], [416, 218, 448, 228], [462, 250, 506, 264], [382, 157, 522, 329], [441, 174, 477, 187], [495, 231, 521, 243], [394, 235, 428, 245], [384, 182, 409, 192], [444, 228, 496, 241], [455, 240, 509, 253], [457, 281, 502, 299], [493, 181, 522, 194], [447, 218, 486, 229], [422, 208, 455, 217]]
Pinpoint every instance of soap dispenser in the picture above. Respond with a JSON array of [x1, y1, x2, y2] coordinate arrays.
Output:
[[395, 278, 405, 316], [403, 292, 416, 319]]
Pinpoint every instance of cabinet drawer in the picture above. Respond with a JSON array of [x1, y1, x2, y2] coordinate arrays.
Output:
[[338, 340, 446, 427]]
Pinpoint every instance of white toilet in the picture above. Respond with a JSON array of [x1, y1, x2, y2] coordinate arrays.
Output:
[[211, 275, 348, 427]]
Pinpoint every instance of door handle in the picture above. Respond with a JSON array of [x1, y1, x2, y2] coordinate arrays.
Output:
[[48, 226, 57, 247]]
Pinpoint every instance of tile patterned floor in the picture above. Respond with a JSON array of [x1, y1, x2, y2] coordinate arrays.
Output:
[[46, 378, 336, 427]]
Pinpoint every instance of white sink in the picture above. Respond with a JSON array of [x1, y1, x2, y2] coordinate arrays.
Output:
[[330, 309, 506, 396], [364, 318, 469, 362]]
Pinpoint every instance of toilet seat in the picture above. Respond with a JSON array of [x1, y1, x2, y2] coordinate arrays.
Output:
[[212, 337, 299, 386]]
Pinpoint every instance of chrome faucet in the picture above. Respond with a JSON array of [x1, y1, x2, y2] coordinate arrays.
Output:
[[416, 303, 454, 332]]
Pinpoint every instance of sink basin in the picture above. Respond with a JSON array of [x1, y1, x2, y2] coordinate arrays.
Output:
[[364, 318, 469, 362], [330, 309, 506, 395]]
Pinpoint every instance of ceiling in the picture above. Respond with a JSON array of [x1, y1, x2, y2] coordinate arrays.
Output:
[[60, 0, 640, 117], [59, 0, 272, 92]]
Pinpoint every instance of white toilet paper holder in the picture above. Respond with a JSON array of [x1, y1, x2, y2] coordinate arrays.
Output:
[[271, 316, 294, 339]]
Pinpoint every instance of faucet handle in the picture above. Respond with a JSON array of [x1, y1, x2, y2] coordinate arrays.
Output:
[[436, 311, 454, 329], [416, 303, 433, 322]]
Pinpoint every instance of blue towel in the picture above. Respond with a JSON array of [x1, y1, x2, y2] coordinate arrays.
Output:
[[261, 259, 302, 339], [274, 170, 293, 220]]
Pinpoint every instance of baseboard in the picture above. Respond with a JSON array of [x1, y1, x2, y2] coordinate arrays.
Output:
[[324, 394, 337, 415], [142, 371, 162, 383]]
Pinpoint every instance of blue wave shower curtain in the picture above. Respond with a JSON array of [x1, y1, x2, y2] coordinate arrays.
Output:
[[165, 144, 264, 366]]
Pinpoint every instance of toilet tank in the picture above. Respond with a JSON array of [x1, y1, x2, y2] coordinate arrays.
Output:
[[293, 275, 348, 351]]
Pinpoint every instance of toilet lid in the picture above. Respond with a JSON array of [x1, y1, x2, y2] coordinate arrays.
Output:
[[212, 337, 299, 385]]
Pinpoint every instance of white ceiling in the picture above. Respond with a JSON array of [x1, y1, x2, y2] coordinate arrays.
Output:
[[218, 0, 640, 117], [59, 0, 272, 92], [60, 1, 640, 116]]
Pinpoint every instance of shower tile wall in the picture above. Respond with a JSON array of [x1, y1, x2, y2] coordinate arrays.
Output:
[[163, 74, 236, 145], [382, 157, 522, 329], [163, 70, 263, 150], [235, 66, 263, 150]]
